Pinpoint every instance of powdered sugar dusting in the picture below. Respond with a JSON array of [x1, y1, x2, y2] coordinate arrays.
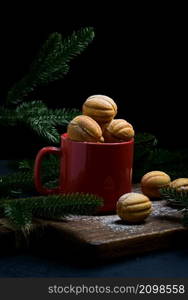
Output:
[[65, 201, 182, 233]]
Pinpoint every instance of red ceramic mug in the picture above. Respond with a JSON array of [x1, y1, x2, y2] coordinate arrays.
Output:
[[34, 133, 134, 213]]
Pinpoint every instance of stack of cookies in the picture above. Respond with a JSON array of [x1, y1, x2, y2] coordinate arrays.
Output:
[[67, 95, 135, 143], [67, 95, 188, 224]]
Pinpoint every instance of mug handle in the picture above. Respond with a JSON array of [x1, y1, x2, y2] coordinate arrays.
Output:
[[34, 146, 61, 195]]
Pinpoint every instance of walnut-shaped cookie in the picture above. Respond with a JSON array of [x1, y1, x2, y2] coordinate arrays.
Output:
[[141, 171, 171, 198], [116, 192, 152, 223], [103, 119, 134, 142], [82, 95, 117, 127], [169, 178, 188, 191], [67, 115, 104, 143]]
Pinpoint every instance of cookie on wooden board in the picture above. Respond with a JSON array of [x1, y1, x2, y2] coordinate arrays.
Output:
[[117, 192, 152, 223]]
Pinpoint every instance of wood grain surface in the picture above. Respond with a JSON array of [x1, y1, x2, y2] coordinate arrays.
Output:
[[0, 185, 188, 259]]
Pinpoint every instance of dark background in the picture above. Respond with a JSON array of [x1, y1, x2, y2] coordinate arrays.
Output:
[[1, 7, 188, 281], [0, 5, 187, 156]]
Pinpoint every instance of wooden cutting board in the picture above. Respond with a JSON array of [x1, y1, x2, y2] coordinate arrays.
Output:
[[0, 185, 188, 259]]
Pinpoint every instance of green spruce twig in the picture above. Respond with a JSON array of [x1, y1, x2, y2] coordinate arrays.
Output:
[[6, 27, 95, 106], [1, 27, 94, 146], [0, 155, 60, 198], [0, 193, 103, 233], [160, 186, 188, 208], [0, 171, 34, 198], [160, 186, 188, 226], [1, 101, 80, 143]]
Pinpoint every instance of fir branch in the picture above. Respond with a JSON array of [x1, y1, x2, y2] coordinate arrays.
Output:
[[0, 101, 48, 127], [0, 101, 80, 143], [47, 108, 81, 126], [31, 193, 103, 218], [4, 201, 33, 230], [61, 27, 95, 62], [30, 32, 63, 72], [18, 159, 34, 171], [18, 154, 59, 178], [160, 186, 188, 208], [0, 155, 60, 198], [0, 171, 34, 197], [0, 107, 18, 126], [0, 193, 103, 231], [28, 117, 60, 143], [6, 33, 65, 105], [6, 27, 95, 105], [25, 106, 80, 143], [16, 101, 80, 126], [160, 186, 188, 226], [16, 100, 49, 117]]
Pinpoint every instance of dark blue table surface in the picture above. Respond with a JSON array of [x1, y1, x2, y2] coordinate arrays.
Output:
[[0, 160, 188, 278]]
